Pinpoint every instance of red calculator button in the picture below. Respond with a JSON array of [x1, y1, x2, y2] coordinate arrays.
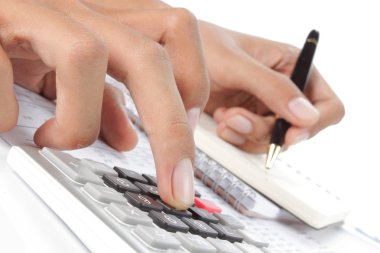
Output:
[[194, 197, 222, 213]]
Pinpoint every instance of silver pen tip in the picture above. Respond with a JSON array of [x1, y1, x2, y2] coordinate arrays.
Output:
[[265, 144, 282, 169]]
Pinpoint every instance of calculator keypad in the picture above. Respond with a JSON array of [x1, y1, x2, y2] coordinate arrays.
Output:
[[182, 218, 219, 238], [108, 203, 153, 226], [134, 225, 181, 250], [174, 233, 216, 253], [114, 166, 149, 184], [134, 182, 160, 198], [41, 148, 270, 252], [189, 207, 220, 224], [209, 223, 243, 243], [103, 175, 141, 193], [101, 165, 268, 251], [124, 192, 163, 212], [83, 183, 127, 204], [149, 211, 190, 233], [157, 199, 193, 218]]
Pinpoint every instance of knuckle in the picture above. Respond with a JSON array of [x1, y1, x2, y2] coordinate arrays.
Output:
[[145, 119, 194, 152], [135, 38, 170, 63], [146, 119, 191, 139], [274, 43, 300, 66], [166, 8, 198, 31], [162, 8, 209, 109], [281, 43, 300, 58], [66, 33, 108, 63]]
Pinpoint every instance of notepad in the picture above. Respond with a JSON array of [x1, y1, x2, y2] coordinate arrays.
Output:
[[194, 113, 350, 228]]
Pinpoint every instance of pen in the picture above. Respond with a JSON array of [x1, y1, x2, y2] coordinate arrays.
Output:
[[265, 30, 319, 170]]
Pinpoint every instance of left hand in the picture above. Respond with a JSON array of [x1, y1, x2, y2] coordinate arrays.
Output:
[[8, 0, 210, 210]]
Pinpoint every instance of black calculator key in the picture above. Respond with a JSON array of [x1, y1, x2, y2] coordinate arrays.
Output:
[[181, 218, 218, 238], [134, 182, 160, 198], [156, 200, 192, 218], [142, 174, 157, 186], [124, 192, 163, 212], [209, 223, 243, 243], [189, 207, 219, 224], [149, 211, 189, 233], [194, 190, 201, 198], [114, 166, 148, 184], [103, 175, 141, 193]]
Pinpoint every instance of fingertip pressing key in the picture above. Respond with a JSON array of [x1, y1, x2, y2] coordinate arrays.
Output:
[[172, 158, 195, 209]]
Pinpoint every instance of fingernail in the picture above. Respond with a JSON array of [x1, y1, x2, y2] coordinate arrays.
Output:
[[221, 128, 246, 145], [172, 159, 194, 208], [226, 115, 253, 134], [291, 131, 310, 145], [288, 97, 320, 123], [187, 107, 201, 131]]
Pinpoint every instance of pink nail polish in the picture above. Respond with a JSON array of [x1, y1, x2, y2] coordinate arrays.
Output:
[[226, 115, 253, 134], [288, 97, 319, 123], [172, 159, 194, 208]]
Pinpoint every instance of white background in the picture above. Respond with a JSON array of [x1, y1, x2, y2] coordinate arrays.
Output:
[[0, 1, 378, 252], [165, 0, 380, 236]]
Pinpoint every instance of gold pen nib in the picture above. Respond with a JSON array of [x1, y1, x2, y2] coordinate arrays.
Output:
[[265, 144, 282, 169]]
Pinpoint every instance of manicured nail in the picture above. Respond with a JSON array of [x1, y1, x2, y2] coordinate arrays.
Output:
[[187, 107, 201, 131], [221, 128, 245, 145], [291, 131, 310, 145], [172, 158, 194, 208], [226, 115, 253, 134], [288, 97, 319, 122]]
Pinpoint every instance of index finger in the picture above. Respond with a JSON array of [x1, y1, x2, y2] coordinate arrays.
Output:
[[224, 50, 320, 128], [284, 68, 345, 146], [70, 5, 195, 209]]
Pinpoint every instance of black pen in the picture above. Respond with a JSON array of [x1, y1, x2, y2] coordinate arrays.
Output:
[[265, 30, 319, 170]]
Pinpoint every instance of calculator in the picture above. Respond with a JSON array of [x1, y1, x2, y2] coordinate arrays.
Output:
[[8, 145, 270, 253]]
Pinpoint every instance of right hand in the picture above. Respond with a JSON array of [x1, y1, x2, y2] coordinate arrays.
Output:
[[0, 0, 210, 209], [198, 22, 344, 152]]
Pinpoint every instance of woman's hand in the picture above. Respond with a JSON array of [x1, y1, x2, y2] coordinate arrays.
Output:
[[82, 0, 345, 153], [199, 22, 344, 152], [0, 0, 210, 209]]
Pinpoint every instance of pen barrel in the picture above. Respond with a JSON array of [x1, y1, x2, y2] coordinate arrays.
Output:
[[268, 30, 318, 150], [270, 119, 291, 146], [290, 31, 318, 91]]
